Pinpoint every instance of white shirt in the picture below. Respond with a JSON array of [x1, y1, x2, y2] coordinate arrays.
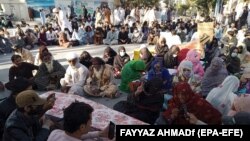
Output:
[[59, 10, 67, 21], [58, 10, 72, 32], [119, 7, 125, 21], [236, 30, 246, 43], [114, 9, 121, 25], [160, 31, 172, 45], [71, 31, 81, 41], [64, 63, 89, 86], [167, 34, 182, 48]]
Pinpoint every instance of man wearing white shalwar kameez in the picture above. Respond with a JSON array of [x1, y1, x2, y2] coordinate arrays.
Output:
[[119, 7, 125, 24], [130, 8, 136, 19], [139, 7, 145, 24], [60, 52, 89, 96], [143, 8, 150, 24], [114, 7, 121, 26], [148, 8, 156, 27], [53, 8, 72, 32]]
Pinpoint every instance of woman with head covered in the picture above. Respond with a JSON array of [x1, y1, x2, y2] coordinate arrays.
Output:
[[185, 49, 204, 77], [206, 75, 240, 116], [113, 46, 130, 79], [201, 57, 228, 98], [147, 58, 172, 91], [226, 47, 241, 75], [139, 46, 154, 71], [114, 77, 165, 124], [163, 82, 221, 125], [119, 60, 146, 93], [173, 60, 194, 85]]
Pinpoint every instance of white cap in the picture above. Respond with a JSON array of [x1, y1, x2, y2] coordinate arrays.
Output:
[[52, 8, 59, 13], [139, 44, 147, 50], [66, 52, 78, 60]]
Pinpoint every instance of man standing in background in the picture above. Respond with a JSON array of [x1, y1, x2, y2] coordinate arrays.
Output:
[[83, 5, 88, 20], [66, 5, 71, 19], [40, 9, 46, 25]]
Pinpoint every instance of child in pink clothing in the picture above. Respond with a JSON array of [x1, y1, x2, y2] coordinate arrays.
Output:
[[185, 49, 204, 77]]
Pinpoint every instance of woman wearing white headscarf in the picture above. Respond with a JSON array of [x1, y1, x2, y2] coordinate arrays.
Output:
[[173, 60, 194, 85], [60, 52, 89, 96], [206, 75, 240, 116]]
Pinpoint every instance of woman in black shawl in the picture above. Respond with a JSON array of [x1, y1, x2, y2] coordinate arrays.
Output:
[[79, 51, 93, 69], [204, 38, 221, 70], [163, 45, 180, 69], [226, 47, 241, 75], [103, 46, 117, 66], [113, 46, 130, 78]]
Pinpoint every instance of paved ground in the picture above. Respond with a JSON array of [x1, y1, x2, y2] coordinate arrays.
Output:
[[0, 43, 151, 108]]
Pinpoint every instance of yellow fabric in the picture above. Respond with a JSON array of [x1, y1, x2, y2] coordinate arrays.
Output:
[[133, 48, 155, 60]]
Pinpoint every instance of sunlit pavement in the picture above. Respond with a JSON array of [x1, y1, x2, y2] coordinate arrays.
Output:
[[0, 43, 150, 108]]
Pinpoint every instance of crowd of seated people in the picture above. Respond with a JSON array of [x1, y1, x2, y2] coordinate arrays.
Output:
[[1, 5, 250, 141]]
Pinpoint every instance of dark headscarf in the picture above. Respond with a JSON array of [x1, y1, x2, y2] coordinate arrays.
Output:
[[38, 45, 49, 60], [80, 51, 93, 68], [113, 46, 130, 71], [226, 47, 241, 74], [204, 38, 220, 69], [148, 57, 172, 90], [91, 57, 105, 66], [163, 45, 180, 68], [103, 46, 117, 66]]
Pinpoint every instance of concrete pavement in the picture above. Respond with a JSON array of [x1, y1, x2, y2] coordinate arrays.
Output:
[[0, 43, 150, 108]]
